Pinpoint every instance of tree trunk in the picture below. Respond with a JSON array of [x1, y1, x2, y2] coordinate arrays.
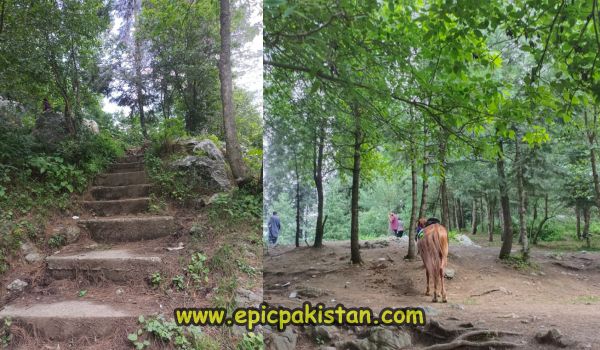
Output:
[[479, 197, 485, 234], [584, 107, 600, 211], [295, 158, 301, 248], [350, 104, 362, 264], [497, 140, 513, 259], [515, 131, 529, 259], [133, 36, 148, 139], [457, 198, 464, 229], [406, 155, 418, 259], [418, 161, 428, 219], [576, 205, 581, 240], [486, 195, 495, 242], [219, 0, 248, 183], [532, 194, 549, 245], [583, 206, 591, 248], [471, 198, 478, 234], [313, 125, 325, 248], [453, 198, 460, 231], [439, 137, 451, 229]]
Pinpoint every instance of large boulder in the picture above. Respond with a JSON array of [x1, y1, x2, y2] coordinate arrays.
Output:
[[171, 139, 232, 193], [32, 111, 69, 150], [0, 96, 26, 128], [82, 119, 99, 134]]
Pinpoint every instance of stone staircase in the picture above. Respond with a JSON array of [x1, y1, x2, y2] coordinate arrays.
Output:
[[0, 153, 176, 342]]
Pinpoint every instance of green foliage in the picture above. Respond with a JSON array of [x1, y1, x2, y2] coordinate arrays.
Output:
[[47, 234, 66, 249], [171, 275, 185, 291], [236, 332, 264, 350], [236, 259, 257, 277], [150, 272, 162, 288], [209, 190, 262, 223], [211, 276, 238, 313], [187, 253, 209, 288], [145, 153, 194, 204], [150, 118, 188, 156], [128, 315, 208, 350], [78, 290, 87, 298], [1, 318, 12, 348], [208, 245, 236, 277]]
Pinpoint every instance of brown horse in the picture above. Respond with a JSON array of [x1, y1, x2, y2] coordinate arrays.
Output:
[[416, 218, 449, 302]]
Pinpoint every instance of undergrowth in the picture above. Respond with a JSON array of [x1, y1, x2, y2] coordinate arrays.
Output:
[[0, 125, 125, 276]]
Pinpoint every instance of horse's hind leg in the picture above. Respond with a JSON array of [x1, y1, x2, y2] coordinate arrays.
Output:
[[440, 267, 447, 303], [432, 270, 439, 303], [425, 269, 431, 296]]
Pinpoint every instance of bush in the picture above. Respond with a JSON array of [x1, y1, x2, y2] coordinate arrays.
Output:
[[145, 154, 193, 204], [0, 122, 125, 276], [149, 118, 187, 156]]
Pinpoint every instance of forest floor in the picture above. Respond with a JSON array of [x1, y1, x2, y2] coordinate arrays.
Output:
[[264, 234, 600, 349]]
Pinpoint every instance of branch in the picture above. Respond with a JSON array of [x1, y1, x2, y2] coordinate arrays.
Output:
[[532, 0, 565, 83]]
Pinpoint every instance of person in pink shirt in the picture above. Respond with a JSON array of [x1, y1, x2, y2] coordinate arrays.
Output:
[[389, 212, 404, 237]]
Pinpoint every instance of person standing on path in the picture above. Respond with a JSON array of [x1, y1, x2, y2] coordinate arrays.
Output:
[[268, 211, 281, 246], [389, 212, 402, 237], [397, 216, 405, 238]]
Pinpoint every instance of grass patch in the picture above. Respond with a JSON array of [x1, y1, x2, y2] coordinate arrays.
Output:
[[463, 297, 478, 305], [501, 255, 540, 271], [571, 295, 600, 304]]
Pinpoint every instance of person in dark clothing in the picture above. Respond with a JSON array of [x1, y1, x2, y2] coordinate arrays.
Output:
[[43, 98, 51, 112], [268, 211, 281, 245]]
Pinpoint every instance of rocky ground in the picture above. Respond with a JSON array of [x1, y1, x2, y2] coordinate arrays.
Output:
[[264, 235, 600, 349]]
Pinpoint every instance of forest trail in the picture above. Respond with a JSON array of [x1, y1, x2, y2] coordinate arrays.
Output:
[[0, 152, 193, 348], [264, 237, 600, 349]]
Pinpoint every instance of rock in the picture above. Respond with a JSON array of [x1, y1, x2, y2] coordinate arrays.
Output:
[[306, 325, 340, 343], [0, 96, 26, 128], [449, 304, 465, 310], [265, 326, 297, 350], [82, 119, 99, 134], [21, 242, 43, 263], [189, 224, 203, 236], [289, 291, 298, 299], [319, 347, 336, 350], [116, 288, 124, 296], [535, 328, 572, 348], [191, 139, 225, 162], [171, 152, 232, 192], [7, 279, 28, 292], [345, 327, 411, 350], [235, 288, 262, 307], [25, 252, 43, 263], [455, 234, 480, 247], [61, 226, 81, 244], [32, 111, 69, 151], [444, 268, 455, 279], [297, 286, 327, 298], [422, 306, 440, 317]]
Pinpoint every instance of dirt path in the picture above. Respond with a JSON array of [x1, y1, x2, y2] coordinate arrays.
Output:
[[264, 237, 600, 349]]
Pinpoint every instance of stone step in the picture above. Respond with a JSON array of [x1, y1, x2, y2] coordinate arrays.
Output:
[[119, 154, 143, 163], [89, 184, 152, 201], [93, 171, 147, 187], [82, 197, 150, 216], [79, 216, 174, 242], [46, 249, 162, 283], [0, 301, 137, 341], [108, 161, 144, 173]]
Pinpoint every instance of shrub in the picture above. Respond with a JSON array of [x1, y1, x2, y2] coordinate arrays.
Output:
[[149, 118, 187, 156]]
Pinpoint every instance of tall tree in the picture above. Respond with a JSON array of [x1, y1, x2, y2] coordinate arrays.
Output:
[[219, 0, 247, 183]]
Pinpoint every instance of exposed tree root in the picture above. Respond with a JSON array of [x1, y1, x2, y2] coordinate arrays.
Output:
[[422, 339, 521, 350], [418, 320, 523, 349]]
